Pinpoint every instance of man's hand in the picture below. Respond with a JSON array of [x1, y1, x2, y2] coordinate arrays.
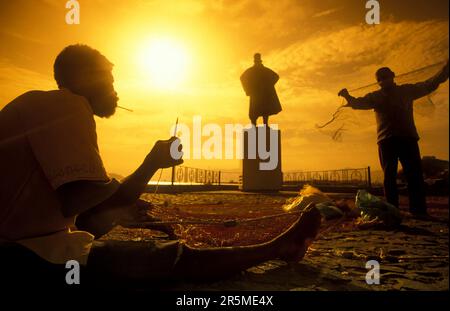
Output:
[[146, 136, 184, 169], [338, 88, 350, 98]]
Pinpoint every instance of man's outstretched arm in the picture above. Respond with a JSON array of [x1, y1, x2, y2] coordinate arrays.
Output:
[[338, 88, 376, 110], [408, 60, 449, 100]]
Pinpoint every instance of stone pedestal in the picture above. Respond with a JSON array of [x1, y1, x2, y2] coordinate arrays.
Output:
[[241, 126, 282, 191]]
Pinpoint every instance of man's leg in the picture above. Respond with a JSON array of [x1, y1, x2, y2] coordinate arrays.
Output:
[[378, 139, 400, 208], [86, 205, 321, 284], [398, 139, 427, 214], [263, 115, 269, 126]]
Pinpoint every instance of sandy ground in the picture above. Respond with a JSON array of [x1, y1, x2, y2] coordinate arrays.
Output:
[[101, 191, 449, 291]]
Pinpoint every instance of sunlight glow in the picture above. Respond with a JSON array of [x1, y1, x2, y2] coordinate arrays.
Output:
[[136, 38, 190, 90]]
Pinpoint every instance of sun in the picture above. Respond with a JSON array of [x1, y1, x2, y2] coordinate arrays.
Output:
[[136, 38, 190, 90]]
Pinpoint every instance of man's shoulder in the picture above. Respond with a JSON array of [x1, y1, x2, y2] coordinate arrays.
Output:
[[397, 83, 416, 91], [361, 89, 383, 101], [34, 89, 90, 109], [4, 90, 93, 131], [10, 89, 92, 117], [2, 90, 41, 111], [51, 89, 93, 114]]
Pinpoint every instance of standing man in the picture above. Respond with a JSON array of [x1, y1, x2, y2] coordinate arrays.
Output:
[[240, 53, 282, 126], [338, 61, 449, 218]]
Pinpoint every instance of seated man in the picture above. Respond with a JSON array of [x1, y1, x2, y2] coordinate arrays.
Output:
[[0, 45, 321, 287]]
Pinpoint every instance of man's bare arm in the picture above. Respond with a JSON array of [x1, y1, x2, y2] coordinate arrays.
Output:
[[57, 137, 183, 218], [57, 179, 121, 218], [338, 88, 375, 110], [409, 60, 449, 100]]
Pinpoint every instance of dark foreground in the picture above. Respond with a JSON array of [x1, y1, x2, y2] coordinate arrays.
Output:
[[101, 192, 449, 291]]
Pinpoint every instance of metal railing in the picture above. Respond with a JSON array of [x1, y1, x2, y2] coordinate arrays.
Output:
[[283, 166, 372, 188], [163, 166, 372, 187], [174, 166, 221, 185]]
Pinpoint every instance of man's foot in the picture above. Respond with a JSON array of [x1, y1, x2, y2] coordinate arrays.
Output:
[[276, 204, 322, 262]]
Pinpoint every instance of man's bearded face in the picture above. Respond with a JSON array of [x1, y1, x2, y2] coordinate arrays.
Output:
[[77, 69, 118, 118]]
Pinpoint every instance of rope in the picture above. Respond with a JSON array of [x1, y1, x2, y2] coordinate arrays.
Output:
[[150, 118, 178, 195], [127, 201, 348, 237], [316, 98, 346, 129], [316, 60, 447, 140], [125, 209, 307, 228], [153, 168, 164, 194], [348, 61, 446, 93]]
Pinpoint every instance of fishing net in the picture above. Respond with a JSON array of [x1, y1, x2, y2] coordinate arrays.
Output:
[[316, 62, 448, 141]]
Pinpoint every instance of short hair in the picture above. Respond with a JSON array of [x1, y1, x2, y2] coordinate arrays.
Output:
[[375, 67, 395, 79], [254, 53, 262, 63], [53, 44, 113, 88]]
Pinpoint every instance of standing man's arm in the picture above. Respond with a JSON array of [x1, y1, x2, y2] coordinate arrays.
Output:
[[338, 88, 376, 110], [407, 60, 449, 100]]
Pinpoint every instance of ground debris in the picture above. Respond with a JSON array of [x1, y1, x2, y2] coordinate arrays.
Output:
[[103, 192, 448, 291]]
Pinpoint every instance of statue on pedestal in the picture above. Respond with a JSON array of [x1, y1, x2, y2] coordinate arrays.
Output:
[[240, 53, 282, 126]]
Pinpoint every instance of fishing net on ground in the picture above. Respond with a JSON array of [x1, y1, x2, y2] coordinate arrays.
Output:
[[316, 61, 449, 141]]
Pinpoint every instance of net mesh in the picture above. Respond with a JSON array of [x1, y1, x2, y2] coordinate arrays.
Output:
[[316, 61, 448, 141]]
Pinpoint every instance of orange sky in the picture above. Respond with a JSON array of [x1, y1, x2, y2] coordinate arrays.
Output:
[[0, 0, 449, 179]]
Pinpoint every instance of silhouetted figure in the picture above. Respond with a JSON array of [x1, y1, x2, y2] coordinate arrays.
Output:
[[338, 61, 449, 218], [0, 44, 320, 287], [240, 53, 282, 126]]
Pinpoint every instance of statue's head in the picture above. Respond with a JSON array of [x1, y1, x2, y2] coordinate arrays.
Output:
[[254, 53, 262, 64]]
